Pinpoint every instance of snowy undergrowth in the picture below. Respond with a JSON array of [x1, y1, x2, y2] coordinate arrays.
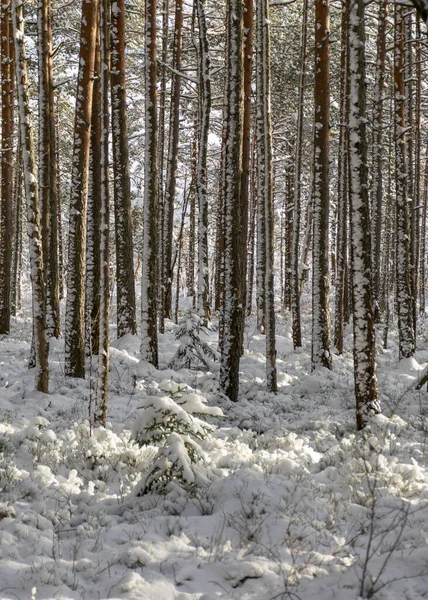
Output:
[[1, 307, 428, 598]]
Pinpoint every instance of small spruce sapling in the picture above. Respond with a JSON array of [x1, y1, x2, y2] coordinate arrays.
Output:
[[168, 311, 219, 371], [131, 379, 223, 493]]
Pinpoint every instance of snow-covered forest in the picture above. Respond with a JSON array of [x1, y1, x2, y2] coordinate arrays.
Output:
[[2, 0, 428, 598]]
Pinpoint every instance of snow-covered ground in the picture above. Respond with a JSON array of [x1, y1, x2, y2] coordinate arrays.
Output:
[[1, 297, 428, 599]]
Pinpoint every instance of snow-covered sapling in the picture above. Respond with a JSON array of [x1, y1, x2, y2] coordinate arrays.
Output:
[[168, 311, 219, 371], [131, 379, 223, 494]]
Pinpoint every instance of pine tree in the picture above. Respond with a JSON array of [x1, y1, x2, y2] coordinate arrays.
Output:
[[394, 4, 415, 360], [12, 0, 49, 393], [111, 0, 136, 338], [256, 0, 276, 392], [65, 0, 100, 379], [219, 0, 243, 402], [311, 0, 332, 371], [0, 0, 14, 334], [161, 0, 184, 329], [348, 0, 380, 430], [141, 0, 159, 367], [38, 0, 60, 339], [196, 0, 211, 324]]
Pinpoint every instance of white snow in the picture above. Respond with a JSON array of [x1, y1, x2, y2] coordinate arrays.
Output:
[[1, 296, 428, 599]]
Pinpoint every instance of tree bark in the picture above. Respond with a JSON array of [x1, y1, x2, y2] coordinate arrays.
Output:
[[65, 0, 100, 378], [348, 0, 380, 430], [141, 0, 159, 367], [111, 0, 136, 337], [0, 0, 14, 334], [311, 0, 332, 371], [13, 0, 49, 393]]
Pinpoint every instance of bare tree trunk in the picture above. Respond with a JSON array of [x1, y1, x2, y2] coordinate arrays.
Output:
[[334, 0, 349, 354], [0, 0, 14, 334], [157, 0, 169, 316], [371, 0, 387, 319], [11, 145, 22, 317], [13, 0, 49, 393], [161, 0, 183, 328], [291, 0, 308, 350], [111, 0, 136, 338], [348, 0, 380, 430], [312, 0, 332, 371], [38, 0, 60, 339], [196, 0, 211, 323], [65, 0, 100, 378], [394, 4, 415, 360], [256, 0, 276, 391], [141, 0, 159, 367], [219, 0, 243, 402], [86, 15, 101, 357], [95, 0, 110, 426]]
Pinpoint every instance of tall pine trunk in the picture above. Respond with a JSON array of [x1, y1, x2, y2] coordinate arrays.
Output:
[[196, 0, 211, 323], [394, 4, 415, 360], [141, 0, 159, 367], [256, 0, 277, 392], [65, 0, 100, 378], [95, 0, 110, 426], [0, 0, 14, 334], [219, 0, 243, 402], [348, 0, 380, 430], [161, 0, 183, 328], [13, 0, 49, 393], [111, 0, 136, 337], [311, 0, 332, 371], [38, 0, 60, 339]]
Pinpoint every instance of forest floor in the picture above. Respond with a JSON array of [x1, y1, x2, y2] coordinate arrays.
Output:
[[1, 292, 428, 599]]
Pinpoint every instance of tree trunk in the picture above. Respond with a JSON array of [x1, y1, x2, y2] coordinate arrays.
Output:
[[196, 0, 211, 323], [111, 0, 136, 337], [256, 0, 277, 392], [0, 0, 14, 334], [141, 0, 159, 367], [291, 0, 308, 350], [161, 0, 184, 328], [348, 0, 380, 430], [334, 0, 349, 354], [13, 0, 49, 393], [86, 14, 101, 357], [95, 0, 110, 426], [38, 0, 60, 339], [219, 0, 243, 402], [311, 0, 332, 371], [65, 0, 100, 378], [394, 4, 415, 360]]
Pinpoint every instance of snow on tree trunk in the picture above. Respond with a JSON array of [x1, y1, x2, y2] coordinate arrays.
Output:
[[38, 0, 60, 339], [370, 0, 387, 320], [196, 0, 211, 324], [12, 0, 49, 393], [95, 0, 110, 426], [291, 0, 308, 351], [111, 0, 136, 338], [394, 4, 415, 360], [161, 0, 183, 328], [348, 0, 380, 430], [65, 0, 100, 379], [86, 19, 102, 358], [0, 0, 14, 334], [334, 0, 349, 355], [219, 0, 243, 403], [256, 0, 277, 392], [311, 0, 332, 371], [141, 0, 159, 367], [10, 145, 22, 317]]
